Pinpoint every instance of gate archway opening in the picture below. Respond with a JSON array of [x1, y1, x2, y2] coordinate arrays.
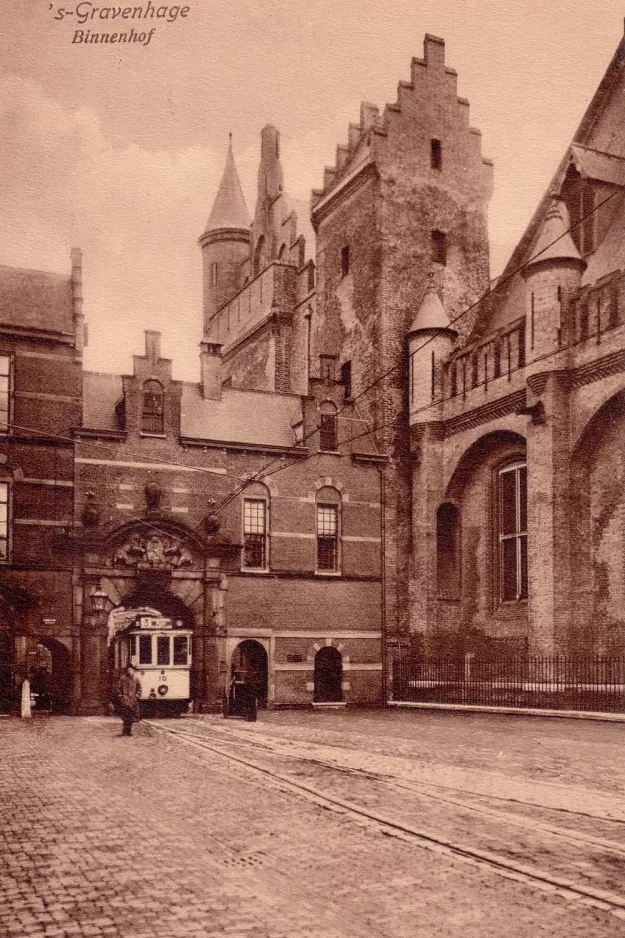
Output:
[[231, 640, 268, 708], [314, 646, 343, 703]]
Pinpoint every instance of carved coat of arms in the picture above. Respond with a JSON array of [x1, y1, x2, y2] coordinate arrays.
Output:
[[113, 532, 192, 570]]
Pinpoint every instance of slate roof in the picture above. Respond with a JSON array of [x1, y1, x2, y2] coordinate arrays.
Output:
[[82, 372, 124, 430], [180, 385, 302, 448], [203, 142, 251, 235], [0, 264, 74, 334]]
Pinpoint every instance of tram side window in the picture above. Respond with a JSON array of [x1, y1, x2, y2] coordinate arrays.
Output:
[[139, 635, 152, 665], [173, 636, 188, 666], [157, 636, 170, 666]]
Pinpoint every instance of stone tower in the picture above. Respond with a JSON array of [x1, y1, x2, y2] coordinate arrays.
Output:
[[310, 34, 494, 639], [199, 138, 251, 335]]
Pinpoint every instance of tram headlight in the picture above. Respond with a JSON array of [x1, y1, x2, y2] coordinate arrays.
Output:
[[157, 684, 168, 696]]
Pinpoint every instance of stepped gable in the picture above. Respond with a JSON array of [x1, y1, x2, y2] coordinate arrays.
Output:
[[312, 34, 492, 211]]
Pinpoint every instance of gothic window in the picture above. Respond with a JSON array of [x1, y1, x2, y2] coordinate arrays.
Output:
[[498, 463, 528, 603], [316, 487, 341, 573], [432, 230, 447, 266], [242, 497, 268, 570], [141, 380, 164, 434], [0, 354, 12, 433], [431, 138, 442, 170], [319, 401, 338, 451]]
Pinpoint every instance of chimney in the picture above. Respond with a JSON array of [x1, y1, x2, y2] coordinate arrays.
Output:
[[145, 331, 161, 364], [200, 341, 223, 400]]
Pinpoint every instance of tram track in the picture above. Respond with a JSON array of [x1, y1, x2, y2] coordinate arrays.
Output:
[[146, 720, 625, 920]]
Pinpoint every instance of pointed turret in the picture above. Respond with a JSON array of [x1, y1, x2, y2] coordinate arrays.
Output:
[[523, 198, 586, 362], [408, 276, 457, 423], [526, 198, 585, 271], [199, 138, 251, 334], [203, 137, 251, 236]]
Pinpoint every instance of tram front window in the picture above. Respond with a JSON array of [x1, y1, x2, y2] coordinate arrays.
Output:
[[173, 636, 188, 666], [157, 636, 170, 666], [139, 635, 152, 665]]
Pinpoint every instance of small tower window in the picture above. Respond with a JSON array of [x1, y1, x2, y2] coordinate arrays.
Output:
[[431, 138, 442, 170], [210, 262, 218, 286], [340, 245, 350, 278], [431, 230, 447, 266], [340, 361, 352, 398], [141, 380, 164, 434]]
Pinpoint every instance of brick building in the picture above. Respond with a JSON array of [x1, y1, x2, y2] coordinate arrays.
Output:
[[0, 252, 84, 712], [2, 30, 624, 713]]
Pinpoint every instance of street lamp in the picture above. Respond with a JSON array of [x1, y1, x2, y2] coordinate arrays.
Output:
[[90, 584, 108, 614]]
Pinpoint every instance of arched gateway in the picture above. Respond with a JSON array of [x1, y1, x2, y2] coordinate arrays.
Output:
[[67, 498, 239, 716]]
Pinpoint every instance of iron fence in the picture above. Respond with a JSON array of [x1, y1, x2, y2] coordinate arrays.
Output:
[[392, 655, 625, 713]]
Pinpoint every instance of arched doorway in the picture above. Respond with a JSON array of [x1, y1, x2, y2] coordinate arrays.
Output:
[[231, 640, 268, 708], [0, 630, 12, 713], [314, 647, 343, 702], [30, 639, 72, 713]]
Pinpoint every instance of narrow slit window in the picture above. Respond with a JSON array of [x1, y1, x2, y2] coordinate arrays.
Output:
[[431, 138, 442, 170], [431, 230, 447, 266]]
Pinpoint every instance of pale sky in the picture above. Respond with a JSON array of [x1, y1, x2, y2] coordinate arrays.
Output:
[[0, 0, 623, 380]]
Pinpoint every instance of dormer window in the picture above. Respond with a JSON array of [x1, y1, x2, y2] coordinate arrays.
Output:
[[142, 380, 164, 434], [431, 138, 442, 170]]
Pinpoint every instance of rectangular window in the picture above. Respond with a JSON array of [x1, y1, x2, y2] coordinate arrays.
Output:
[[498, 464, 528, 602], [210, 262, 218, 286], [173, 636, 188, 666], [243, 498, 267, 569], [139, 635, 152, 665], [317, 504, 339, 571], [431, 138, 442, 170], [0, 355, 11, 434], [0, 483, 8, 562], [340, 245, 350, 277], [157, 636, 170, 666], [340, 361, 352, 398], [320, 413, 338, 451]]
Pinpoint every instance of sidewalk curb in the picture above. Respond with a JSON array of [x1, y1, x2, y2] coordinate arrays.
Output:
[[387, 700, 625, 723]]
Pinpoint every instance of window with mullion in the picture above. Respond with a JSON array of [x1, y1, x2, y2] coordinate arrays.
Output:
[[498, 464, 527, 602], [142, 380, 164, 434], [243, 498, 268, 570], [317, 503, 339, 572]]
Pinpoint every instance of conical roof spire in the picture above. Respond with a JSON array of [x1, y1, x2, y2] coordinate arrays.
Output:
[[203, 136, 250, 234], [527, 198, 586, 270], [408, 273, 455, 334]]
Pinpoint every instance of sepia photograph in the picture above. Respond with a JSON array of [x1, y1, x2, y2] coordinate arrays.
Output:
[[1, 0, 625, 935]]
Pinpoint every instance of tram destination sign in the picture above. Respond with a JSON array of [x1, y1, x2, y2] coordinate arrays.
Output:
[[137, 616, 173, 630]]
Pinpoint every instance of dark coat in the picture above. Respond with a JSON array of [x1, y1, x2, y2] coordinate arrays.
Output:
[[117, 672, 141, 717]]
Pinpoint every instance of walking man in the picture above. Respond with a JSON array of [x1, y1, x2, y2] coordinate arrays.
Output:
[[117, 664, 141, 736]]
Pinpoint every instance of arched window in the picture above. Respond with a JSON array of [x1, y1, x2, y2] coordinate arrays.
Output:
[[319, 401, 338, 451], [436, 503, 460, 600], [561, 167, 596, 255], [277, 243, 287, 261], [242, 482, 270, 571], [253, 236, 266, 277], [141, 380, 164, 434], [316, 486, 341, 573], [497, 462, 528, 602]]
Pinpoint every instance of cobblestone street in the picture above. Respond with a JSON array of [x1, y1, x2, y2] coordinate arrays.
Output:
[[1, 709, 624, 938]]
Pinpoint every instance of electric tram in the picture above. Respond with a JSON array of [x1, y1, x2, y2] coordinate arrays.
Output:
[[112, 614, 193, 717]]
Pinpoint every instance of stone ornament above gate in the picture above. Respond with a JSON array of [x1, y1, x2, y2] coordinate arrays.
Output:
[[113, 532, 192, 570]]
